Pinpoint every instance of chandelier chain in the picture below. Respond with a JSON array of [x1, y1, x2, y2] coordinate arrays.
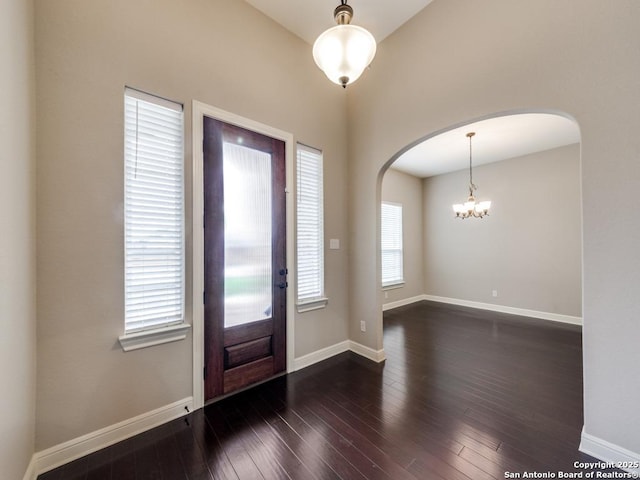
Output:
[[468, 132, 476, 195]]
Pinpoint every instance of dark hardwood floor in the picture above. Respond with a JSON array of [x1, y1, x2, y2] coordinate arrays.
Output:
[[38, 301, 617, 479]]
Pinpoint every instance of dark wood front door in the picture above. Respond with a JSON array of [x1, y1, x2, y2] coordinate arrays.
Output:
[[203, 116, 287, 401]]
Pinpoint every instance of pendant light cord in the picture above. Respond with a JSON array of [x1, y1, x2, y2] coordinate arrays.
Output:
[[468, 132, 476, 195]]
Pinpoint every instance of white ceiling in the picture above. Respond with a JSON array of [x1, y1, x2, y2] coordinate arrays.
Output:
[[391, 114, 581, 178], [244, 0, 434, 45]]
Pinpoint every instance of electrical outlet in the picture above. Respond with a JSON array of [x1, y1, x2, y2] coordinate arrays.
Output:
[[360, 320, 366, 332], [492, 289, 498, 297]]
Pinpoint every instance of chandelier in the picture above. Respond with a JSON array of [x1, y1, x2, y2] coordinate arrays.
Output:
[[312, 0, 377, 88], [452, 132, 492, 219]]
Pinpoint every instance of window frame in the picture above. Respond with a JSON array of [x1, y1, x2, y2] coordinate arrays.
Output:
[[119, 87, 189, 351], [295, 143, 328, 312], [381, 201, 405, 289]]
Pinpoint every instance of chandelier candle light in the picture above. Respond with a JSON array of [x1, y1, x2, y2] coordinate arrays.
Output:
[[312, 0, 377, 88], [452, 132, 492, 219]]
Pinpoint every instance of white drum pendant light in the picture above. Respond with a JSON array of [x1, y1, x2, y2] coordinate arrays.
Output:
[[312, 1, 377, 88]]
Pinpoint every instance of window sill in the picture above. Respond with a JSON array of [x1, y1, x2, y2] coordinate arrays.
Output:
[[296, 297, 329, 313], [118, 323, 191, 352], [382, 282, 405, 291]]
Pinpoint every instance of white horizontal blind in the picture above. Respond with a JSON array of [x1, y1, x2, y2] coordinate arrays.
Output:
[[296, 144, 325, 302], [381, 202, 404, 287], [124, 88, 184, 332]]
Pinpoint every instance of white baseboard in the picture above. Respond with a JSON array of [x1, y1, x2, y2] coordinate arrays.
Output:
[[382, 294, 427, 312], [34, 397, 193, 476], [580, 428, 640, 473], [349, 340, 386, 363], [294, 339, 386, 372], [22, 455, 37, 480], [422, 294, 583, 326], [294, 340, 350, 371]]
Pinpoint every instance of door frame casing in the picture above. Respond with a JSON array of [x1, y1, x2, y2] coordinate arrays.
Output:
[[192, 101, 295, 410]]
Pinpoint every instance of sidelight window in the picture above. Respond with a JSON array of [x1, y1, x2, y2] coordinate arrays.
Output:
[[123, 88, 185, 333], [296, 144, 327, 311]]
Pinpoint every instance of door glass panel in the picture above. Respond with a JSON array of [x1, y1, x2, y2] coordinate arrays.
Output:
[[223, 142, 272, 328]]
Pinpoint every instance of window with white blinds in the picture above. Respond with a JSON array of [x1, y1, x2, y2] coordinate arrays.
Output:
[[381, 202, 404, 287], [296, 144, 325, 305], [124, 88, 184, 333]]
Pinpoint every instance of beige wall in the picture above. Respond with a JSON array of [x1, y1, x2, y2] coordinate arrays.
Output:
[[26, 0, 640, 463], [348, 0, 640, 455], [381, 144, 582, 317], [423, 144, 582, 316], [0, 0, 37, 477], [381, 168, 424, 304], [35, 0, 349, 450]]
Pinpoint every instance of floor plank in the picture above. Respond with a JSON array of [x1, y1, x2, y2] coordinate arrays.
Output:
[[39, 301, 621, 479]]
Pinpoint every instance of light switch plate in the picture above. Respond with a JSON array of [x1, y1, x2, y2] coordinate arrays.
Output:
[[329, 239, 340, 250]]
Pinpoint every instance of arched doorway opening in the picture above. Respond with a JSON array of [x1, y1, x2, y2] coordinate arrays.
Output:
[[378, 109, 582, 344]]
